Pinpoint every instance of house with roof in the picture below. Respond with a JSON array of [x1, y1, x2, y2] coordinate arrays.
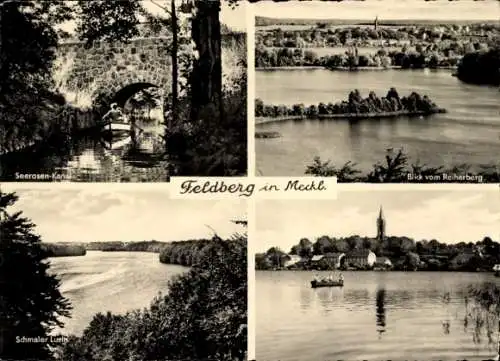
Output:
[[310, 255, 324, 268], [374, 256, 392, 269], [309, 253, 346, 270], [345, 249, 377, 269], [284, 255, 302, 269], [322, 252, 345, 269]]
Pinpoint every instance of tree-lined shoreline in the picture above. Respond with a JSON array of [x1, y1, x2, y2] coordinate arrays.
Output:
[[254, 19, 500, 85], [255, 88, 446, 121], [257, 235, 499, 272]]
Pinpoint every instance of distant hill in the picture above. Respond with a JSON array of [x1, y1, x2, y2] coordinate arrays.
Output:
[[255, 16, 500, 27]]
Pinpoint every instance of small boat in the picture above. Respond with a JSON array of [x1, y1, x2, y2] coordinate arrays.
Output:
[[493, 265, 500, 277], [107, 135, 132, 150], [105, 122, 131, 132], [311, 279, 344, 288]]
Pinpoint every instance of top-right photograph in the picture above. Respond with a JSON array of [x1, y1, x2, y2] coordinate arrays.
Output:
[[253, 0, 500, 183]]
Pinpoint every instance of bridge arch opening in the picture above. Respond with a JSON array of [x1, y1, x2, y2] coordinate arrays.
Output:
[[111, 82, 159, 109]]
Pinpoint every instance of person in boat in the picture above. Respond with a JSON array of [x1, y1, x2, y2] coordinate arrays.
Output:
[[103, 103, 127, 124]]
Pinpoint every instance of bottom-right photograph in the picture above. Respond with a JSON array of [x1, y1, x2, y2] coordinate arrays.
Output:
[[255, 188, 500, 361]]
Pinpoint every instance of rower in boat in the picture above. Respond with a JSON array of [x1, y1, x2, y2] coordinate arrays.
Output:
[[102, 103, 126, 125]]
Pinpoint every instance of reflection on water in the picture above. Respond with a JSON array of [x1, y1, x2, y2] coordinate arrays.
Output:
[[256, 68, 500, 176], [0, 119, 168, 182], [376, 288, 386, 337], [257, 271, 500, 361]]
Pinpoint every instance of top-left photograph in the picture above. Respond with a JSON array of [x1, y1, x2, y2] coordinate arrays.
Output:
[[0, 0, 247, 182]]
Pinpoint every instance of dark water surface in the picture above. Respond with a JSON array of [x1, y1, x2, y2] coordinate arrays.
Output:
[[257, 271, 500, 361], [255, 69, 500, 177], [1, 119, 167, 182], [49, 251, 186, 336]]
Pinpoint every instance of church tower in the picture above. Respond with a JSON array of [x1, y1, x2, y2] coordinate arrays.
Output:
[[376, 206, 386, 241], [374, 16, 378, 31]]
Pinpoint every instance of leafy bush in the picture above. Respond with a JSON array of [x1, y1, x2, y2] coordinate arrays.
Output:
[[305, 148, 500, 183], [457, 47, 500, 85], [166, 71, 247, 176]]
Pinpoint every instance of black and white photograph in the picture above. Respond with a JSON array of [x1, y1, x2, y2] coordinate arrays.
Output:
[[0, 0, 247, 182], [253, 0, 500, 183], [0, 186, 247, 361], [255, 188, 500, 360]]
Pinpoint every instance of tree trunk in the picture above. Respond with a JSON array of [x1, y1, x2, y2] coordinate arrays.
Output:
[[190, 0, 222, 123], [171, 0, 178, 129]]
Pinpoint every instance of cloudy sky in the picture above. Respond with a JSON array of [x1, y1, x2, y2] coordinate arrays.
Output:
[[256, 189, 500, 253], [251, 0, 500, 21], [2, 186, 246, 243]]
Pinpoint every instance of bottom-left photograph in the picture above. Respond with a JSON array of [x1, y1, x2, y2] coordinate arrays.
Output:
[[0, 186, 248, 361]]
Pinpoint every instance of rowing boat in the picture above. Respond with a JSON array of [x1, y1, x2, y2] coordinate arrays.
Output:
[[311, 279, 344, 288], [104, 122, 130, 132]]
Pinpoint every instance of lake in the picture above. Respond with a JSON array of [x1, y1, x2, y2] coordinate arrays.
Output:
[[0, 119, 168, 182], [255, 68, 500, 177], [256, 271, 500, 361], [48, 251, 186, 336]]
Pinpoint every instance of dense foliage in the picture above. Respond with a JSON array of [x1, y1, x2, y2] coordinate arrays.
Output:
[[456, 47, 500, 85], [0, 0, 72, 154], [304, 148, 500, 183], [256, 46, 461, 69], [159, 238, 222, 266], [85, 240, 167, 253], [256, 88, 444, 119], [255, 21, 499, 69], [58, 235, 248, 361], [166, 50, 247, 176], [257, 235, 499, 272], [0, 191, 71, 360], [41, 243, 87, 257]]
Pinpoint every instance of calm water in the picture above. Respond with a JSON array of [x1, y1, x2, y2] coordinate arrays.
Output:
[[0, 120, 167, 182], [255, 69, 500, 176], [48, 251, 186, 336], [257, 271, 500, 361]]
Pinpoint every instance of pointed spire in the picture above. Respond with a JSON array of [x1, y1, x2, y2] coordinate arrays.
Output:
[[378, 206, 384, 219]]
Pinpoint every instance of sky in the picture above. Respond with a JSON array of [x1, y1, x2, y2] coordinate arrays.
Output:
[[2, 186, 246, 243], [142, 1, 247, 31], [251, 0, 500, 21], [256, 189, 500, 253], [57, 0, 247, 35]]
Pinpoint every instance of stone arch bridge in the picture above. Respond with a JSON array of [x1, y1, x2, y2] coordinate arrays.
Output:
[[56, 36, 173, 110], [55, 32, 245, 113]]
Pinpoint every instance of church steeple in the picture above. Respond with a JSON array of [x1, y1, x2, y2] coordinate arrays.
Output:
[[374, 16, 378, 31], [376, 206, 386, 241]]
